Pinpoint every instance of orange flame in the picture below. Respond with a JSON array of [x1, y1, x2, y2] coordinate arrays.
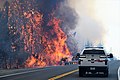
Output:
[[21, 10, 71, 68]]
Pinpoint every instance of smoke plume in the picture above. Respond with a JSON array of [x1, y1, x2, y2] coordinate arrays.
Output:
[[68, 0, 106, 50]]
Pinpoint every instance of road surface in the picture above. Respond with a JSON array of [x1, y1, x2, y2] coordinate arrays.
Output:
[[0, 60, 120, 80]]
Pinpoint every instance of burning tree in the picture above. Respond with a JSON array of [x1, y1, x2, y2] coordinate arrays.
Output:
[[0, 0, 78, 68]]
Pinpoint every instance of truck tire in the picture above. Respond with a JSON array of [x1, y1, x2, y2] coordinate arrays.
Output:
[[104, 68, 108, 77], [79, 67, 83, 77], [79, 70, 83, 77]]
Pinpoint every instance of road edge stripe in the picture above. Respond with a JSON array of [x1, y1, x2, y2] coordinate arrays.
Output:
[[0, 66, 53, 78], [48, 69, 79, 80], [0, 69, 43, 78], [118, 67, 120, 80]]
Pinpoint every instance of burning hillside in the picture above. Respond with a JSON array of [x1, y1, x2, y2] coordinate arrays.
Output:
[[2, 0, 78, 68]]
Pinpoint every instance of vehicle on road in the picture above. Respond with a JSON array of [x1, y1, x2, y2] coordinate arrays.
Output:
[[78, 47, 113, 77]]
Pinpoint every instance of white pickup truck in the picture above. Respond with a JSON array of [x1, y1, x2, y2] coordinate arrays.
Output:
[[78, 47, 113, 77]]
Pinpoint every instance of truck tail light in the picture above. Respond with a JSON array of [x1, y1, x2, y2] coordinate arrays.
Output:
[[95, 59, 105, 62], [95, 59, 108, 65]]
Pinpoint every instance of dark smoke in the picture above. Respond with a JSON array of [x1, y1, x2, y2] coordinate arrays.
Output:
[[56, 1, 78, 34], [55, 1, 79, 54]]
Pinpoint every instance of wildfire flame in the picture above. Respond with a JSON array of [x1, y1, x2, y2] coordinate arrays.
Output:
[[8, 0, 72, 68], [24, 13, 71, 67]]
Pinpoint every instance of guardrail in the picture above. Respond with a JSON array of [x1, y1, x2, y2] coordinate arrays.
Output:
[[118, 67, 120, 80]]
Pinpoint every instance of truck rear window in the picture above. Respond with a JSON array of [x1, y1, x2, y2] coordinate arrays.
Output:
[[83, 50, 105, 55]]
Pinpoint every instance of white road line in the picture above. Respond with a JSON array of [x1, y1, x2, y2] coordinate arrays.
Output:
[[0, 69, 41, 78], [118, 67, 120, 80], [0, 67, 51, 78]]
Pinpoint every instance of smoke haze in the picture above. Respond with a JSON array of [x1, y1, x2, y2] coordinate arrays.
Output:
[[68, 0, 106, 49]]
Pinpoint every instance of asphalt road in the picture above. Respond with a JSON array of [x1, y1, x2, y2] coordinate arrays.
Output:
[[0, 60, 120, 80], [59, 60, 120, 80]]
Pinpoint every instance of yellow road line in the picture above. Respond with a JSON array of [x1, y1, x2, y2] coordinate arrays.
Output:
[[48, 69, 79, 80]]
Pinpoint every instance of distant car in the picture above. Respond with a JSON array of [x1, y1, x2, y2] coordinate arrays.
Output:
[[78, 47, 113, 77]]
